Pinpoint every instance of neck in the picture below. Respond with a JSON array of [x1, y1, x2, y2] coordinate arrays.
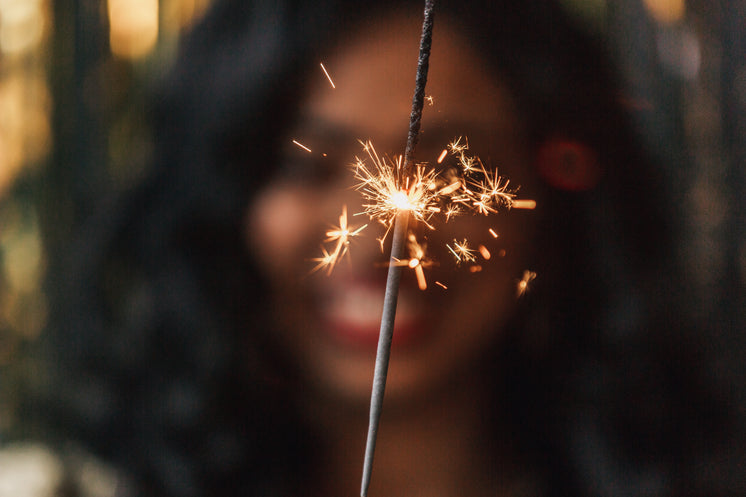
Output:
[[304, 373, 530, 497]]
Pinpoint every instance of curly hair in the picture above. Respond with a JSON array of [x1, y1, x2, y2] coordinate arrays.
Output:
[[34, 1, 734, 496]]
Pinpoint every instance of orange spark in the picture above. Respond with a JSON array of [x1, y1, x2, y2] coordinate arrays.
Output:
[[447, 238, 477, 264], [517, 270, 537, 297], [320, 62, 336, 89], [512, 199, 537, 209], [437, 148, 448, 163], [311, 205, 366, 275], [292, 140, 312, 153], [478, 244, 491, 260]]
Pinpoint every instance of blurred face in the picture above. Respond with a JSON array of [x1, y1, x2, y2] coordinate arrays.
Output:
[[247, 15, 534, 407]]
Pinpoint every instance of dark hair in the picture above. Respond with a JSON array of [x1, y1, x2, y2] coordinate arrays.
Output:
[[36, 1, 733, 496]]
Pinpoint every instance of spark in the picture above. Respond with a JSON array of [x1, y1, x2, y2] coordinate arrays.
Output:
[[320, 62, 336, 88], [406, 233, 431, 290], [325, 205, 367, 246], [448, 136, 468, 155], [309, 247, 335, 275], [512, 199, 537, 209], [437, 148, 448, 163], [468, 162, 515, 212], [292, 139, 312, 153], [311, 205, 366, 275], [390, 232, 432, 291], [443, 203, 461, 222], [425, 94, 434, 106], [478, 244, 491, 260], [517, 270, 537, 297], [489, 228, 499, 238], [447, 238, 477, 264], [459, 153, 478, 174], [435, 281, 448, 289], [353, 140, 439, 239]]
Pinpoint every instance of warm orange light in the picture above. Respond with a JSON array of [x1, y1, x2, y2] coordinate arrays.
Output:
[[478, 245, 491, 260], [642, 0, 685, 24], [0, 0, 45, 54], [108, 0, 159, 59], [292, 139, 312, 153], [320, 62, 336, 89], [512, 199, 536, 209]]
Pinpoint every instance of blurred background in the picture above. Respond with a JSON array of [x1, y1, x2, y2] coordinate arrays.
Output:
[[0, 0, 743, 490]]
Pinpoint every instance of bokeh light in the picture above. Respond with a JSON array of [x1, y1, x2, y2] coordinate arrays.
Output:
[[643, 0, 685, 25], [0, 0, 45, 54], [108, 0, 159, 59]]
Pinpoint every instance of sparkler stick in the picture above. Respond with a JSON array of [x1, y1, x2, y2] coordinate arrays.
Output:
[[360, 1, 435, 496]]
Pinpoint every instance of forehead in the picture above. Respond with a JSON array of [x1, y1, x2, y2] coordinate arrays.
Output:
[[299, 15, 519, 155]]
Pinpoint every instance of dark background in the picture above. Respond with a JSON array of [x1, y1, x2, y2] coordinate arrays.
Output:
[[0, 0, 743, 493]]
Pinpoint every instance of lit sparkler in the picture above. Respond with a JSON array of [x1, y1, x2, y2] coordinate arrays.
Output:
[[347, 135, 530, 256], [353, 140, 441, 243], [303, 1, 537, 495]]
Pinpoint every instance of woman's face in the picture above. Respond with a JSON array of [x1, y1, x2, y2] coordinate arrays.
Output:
[[247, 16, 534, 407]]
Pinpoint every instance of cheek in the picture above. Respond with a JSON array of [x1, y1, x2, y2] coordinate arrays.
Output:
[[246, 184, 319, 278]]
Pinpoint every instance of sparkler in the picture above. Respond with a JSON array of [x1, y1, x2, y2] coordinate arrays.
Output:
[[359, 1, 435, 496], [300, 2, 536, 494]]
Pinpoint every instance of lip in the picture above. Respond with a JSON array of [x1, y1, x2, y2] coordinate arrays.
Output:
[[315, 278, 432, 351]]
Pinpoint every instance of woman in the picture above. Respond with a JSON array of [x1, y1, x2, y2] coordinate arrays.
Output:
[[36, 0, 729, 496]]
